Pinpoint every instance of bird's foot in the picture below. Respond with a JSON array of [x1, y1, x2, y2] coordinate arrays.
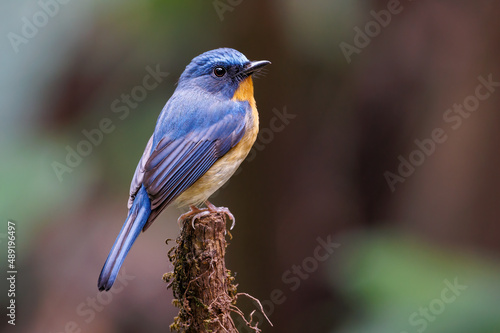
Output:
[[177, 202, 235, 230], [177, 205, 210, 229], [205, 201, 236, 230]]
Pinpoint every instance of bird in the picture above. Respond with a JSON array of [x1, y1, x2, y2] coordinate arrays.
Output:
[[98, 48, 270, 291]]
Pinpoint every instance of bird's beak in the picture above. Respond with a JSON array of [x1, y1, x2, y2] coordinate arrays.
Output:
[[240, 60, 271, 76]]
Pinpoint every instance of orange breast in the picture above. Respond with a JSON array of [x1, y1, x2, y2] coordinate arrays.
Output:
[[232, 77, 257, 110]]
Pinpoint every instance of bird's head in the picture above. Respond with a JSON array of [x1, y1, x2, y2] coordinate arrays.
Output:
[[178, 48, 270, 99]]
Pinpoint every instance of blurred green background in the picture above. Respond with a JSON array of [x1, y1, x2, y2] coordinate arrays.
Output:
[[1, 0, 500, 332]]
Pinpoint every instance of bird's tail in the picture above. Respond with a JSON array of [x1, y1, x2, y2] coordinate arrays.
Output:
[[98, 186, 151, 291]]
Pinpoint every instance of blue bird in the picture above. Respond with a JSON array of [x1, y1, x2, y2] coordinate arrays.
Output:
[[98, 48, 270, 291]]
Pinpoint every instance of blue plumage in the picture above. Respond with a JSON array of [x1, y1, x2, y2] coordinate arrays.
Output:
[[98, 48, 269, 291], [98, 186, 151, 291]]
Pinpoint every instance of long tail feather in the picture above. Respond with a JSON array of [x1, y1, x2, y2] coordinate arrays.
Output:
[[98, 186, 151, 291]]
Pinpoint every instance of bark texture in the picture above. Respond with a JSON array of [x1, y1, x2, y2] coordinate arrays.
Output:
[[164, 212, 238, 332]]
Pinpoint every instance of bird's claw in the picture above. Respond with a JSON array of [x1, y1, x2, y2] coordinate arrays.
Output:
[[178, 203, 236, 230], [205, 201, 235, 230], [214, 206, 235, 230], [190, 210, 211, 228], [177, 205, 206, 229]]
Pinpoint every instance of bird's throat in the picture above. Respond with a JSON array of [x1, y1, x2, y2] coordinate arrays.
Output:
[[232, 77, 256, 109]]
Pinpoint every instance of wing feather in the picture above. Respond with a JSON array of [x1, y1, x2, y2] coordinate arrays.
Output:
[[128, 98, 249, 231], [128, 134, 154, 209]]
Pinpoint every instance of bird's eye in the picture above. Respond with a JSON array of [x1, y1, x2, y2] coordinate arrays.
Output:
[[213, 67, 226, 77]]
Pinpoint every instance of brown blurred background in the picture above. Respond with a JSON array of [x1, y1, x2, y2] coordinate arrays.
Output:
[[1, 0, 500, 332]]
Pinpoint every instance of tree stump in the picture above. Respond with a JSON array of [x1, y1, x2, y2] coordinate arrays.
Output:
[[164, 212, 238, 332], [165, 211, 271, 332]]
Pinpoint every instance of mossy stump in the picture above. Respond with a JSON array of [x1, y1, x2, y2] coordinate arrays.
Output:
[[164, 212, 238, 332]]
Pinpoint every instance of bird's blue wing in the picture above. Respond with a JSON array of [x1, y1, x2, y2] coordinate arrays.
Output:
[[130, 96, 249, 230]]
